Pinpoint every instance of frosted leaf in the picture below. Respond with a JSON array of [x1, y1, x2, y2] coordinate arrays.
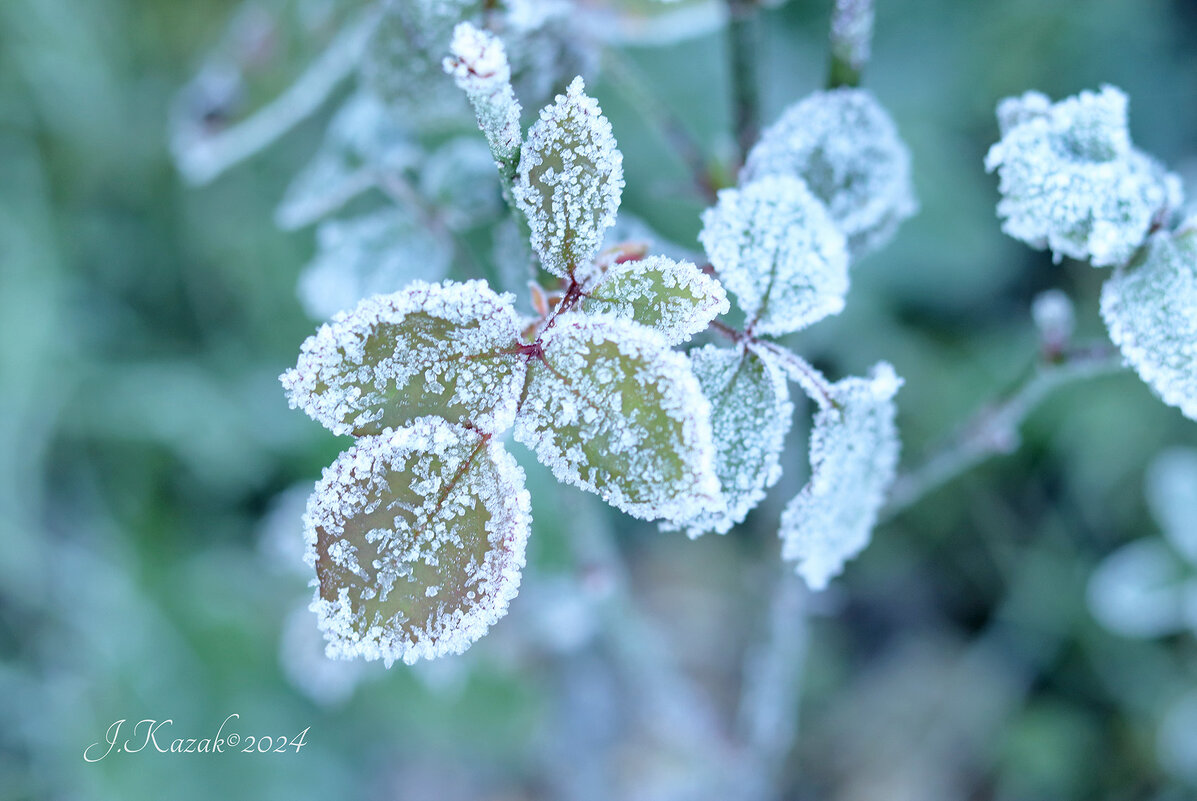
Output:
[[985, 86, 1183, 267], [1099, 225, 1197, 420], [665, 344, 793, 537], [580, 255, 729, 345], [1146, 448, 1197, 564], [514, 313, 722, 521], [307, 419, 531, 665], [281, 280, 526, 436], [297, 209, 452, 320], [276, 91, 420, 230], [513, 77, 625, 279], [418, 137, 504, 230], [741, 88, 917, 259], [700, 175, 848, 336], [780, 363, 903, 590], [443, 22, 523, 171], [1086, 539, 1189, 638]]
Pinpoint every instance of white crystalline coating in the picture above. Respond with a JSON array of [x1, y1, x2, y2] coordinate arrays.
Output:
[[514, 313, 723, 521], [664, 344, 793, 537], [513, 76, 625, 279], [581, 255, 729, 345], [741, 88, 917, 259], [1100, 226, 1197, 420], [829, 0, 874, 75], [1146, 448, 1197, 564], [1086, 539, 1189, 639], [444, 22, 523, 169], [277, 92, 420, 230], [281, 280, 526, 436], [780, 362, 903, 590], [297, 209, 453, 320], [306, 419, 532, 666], [985, 86, 1183, 267], [419, 137, 504, 230], [700, 175, 849, 336]]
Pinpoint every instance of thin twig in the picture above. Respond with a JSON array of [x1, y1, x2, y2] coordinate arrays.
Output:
[[884, 342, 1125, 517], [727, 0, 761, 164]]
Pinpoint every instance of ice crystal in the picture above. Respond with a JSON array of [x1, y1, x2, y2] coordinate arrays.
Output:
[[985, 86, 1182, 267], [1099, 225, 1197, 420], [297, 209, 452, 320], [444, 21, 522, 170], [666, 344, 793, 537], [513, 77, 625, 280], [419, 137, 504, 230], [281, 280, 526, 436], [306, 419, 531, 666], [580, 255, 729, 345], [741, 88, 917, 259], [780, 362, 903, 590], [514, 313, 722, 521], [700, 175, 849, 336], [1146, 448, 1197, 565], [276, 91, 420, 230]]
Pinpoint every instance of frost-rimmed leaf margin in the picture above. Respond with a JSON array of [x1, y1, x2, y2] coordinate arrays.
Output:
[[281, 279, 526, 436], [780, 362, 902, 590], [1099, 224, 1197, 421], [580, 254, 730, 345], [513, 76, 625, 280], [306, 418, 531, 666], [514, 312, 723, 521], [664, 342, 793, 537]]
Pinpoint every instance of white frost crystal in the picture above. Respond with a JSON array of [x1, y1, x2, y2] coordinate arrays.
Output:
[[741, 88, 917, 259], [986, 86, 1182, 267], [700, 175, 849, 336], [297, 209, 452, 320], [444, 22, 523, 169], [281, 280, 526, 436], [514, 313, 722, 521], [580, 255, 729, 345], [514, 77, 624, 280], [1100, 224, 1197, 420], [780, 362, 903, 590], [666, 344, 793, 537], [276, 92, 421, 230], [306, 419, 531, 666]]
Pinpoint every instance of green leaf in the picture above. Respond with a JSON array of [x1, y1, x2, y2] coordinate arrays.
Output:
[[308, 418, 531, 665], [581, 255, 729, 345], [514, 313, 721, 521], [665, 344, 793, 536], [281, 280, 526, 436]]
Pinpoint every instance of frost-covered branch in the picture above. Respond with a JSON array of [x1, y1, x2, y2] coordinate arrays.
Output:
[[827, 0, 874, 89], [885, 342, 1125, 516]]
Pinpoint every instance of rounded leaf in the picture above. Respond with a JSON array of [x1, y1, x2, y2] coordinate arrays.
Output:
[[700, 175, 848, 336], [514, 313, 721, 521], [581, 255, 729, 345], [1086, 539, 1190, 639], [1100, 225, 1197, 420], [780, 362, 903, 590], [513, 77, 624, 280], [281, 280, 526, 436], [307, 419, 531, 665]]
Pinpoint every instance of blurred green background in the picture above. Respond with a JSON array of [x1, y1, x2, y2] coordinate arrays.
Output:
[[3, 1, 1197, 799]]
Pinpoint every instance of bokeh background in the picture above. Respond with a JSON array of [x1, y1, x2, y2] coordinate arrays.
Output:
[[4, 0, 1197, 799]]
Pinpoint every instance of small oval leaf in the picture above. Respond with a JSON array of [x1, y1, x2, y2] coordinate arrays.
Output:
[[514, 313, 722, 521], [307, 419, 531, 665], [700, 175, 848, 336], [1100, 225, 1197, 421], [664, 344, 793, 537], [581, 255, 729, 345], [780, 362, 902, 590], [281, 280, 526, 436], [513, 77, 624, 279]]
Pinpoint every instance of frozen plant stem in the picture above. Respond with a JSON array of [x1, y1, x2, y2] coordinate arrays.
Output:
[[827, 0, 874, 89], [885, 342, 1125, 516], [710, 319, 837, 409], [727, 0, 762, 164]]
